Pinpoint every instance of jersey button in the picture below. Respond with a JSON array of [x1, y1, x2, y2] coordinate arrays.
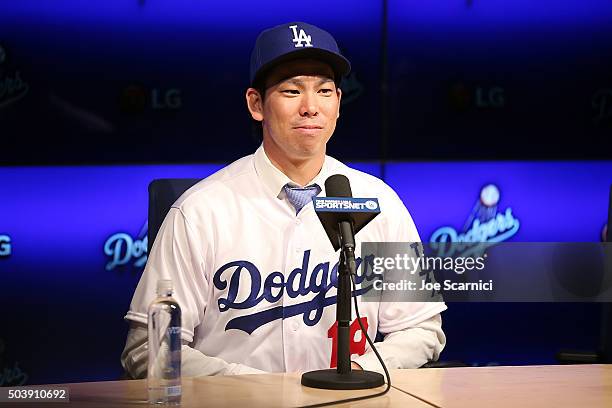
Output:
[[291, 321, 299, 331], [295, 219, 302, 225]]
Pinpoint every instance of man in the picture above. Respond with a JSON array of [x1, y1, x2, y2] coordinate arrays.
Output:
[[121, 21, 446, 378]]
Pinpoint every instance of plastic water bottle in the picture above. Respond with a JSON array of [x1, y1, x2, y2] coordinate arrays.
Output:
[[148, 279, 182, 405]]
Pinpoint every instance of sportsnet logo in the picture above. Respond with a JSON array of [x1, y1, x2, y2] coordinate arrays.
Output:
[[314, 197, 379, 212]]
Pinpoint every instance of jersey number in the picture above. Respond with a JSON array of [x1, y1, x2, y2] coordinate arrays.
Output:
[[328, 317, 368, 368]]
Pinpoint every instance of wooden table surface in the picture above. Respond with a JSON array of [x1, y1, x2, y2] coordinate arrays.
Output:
[[389, 364, 612, 408], [8, 365, 612, 408], [18, 371, 428, 408]]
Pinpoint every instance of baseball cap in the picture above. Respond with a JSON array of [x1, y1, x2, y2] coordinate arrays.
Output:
[[249, 22, 351, 87]]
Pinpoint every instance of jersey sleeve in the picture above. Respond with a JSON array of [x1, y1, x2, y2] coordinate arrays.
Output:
[[125, 207, 209, 343], [376, 188, 447, 335]]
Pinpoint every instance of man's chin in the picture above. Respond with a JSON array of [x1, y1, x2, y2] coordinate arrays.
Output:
[[293, 145, 326, 160]]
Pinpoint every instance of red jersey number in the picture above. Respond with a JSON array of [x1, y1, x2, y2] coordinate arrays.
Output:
[[328, 317, 369, 368]]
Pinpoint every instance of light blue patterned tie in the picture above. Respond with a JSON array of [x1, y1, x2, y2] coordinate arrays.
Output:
[[283, 184, 321, 214]]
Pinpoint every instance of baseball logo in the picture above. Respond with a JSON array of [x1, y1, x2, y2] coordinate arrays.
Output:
[[480, 184, 500, 207]]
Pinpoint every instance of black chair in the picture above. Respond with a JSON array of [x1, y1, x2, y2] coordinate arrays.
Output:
[[148, 178, 202, 254], [556, 184, 612, 364]]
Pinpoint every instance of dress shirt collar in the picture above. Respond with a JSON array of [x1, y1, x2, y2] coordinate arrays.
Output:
[[253, 144, 332, 199]]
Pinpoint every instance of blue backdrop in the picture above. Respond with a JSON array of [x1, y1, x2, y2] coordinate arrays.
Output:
[[0, 160, 610, 384]]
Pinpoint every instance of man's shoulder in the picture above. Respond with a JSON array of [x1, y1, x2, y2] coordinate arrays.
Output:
[[173, 154, 256, 209]]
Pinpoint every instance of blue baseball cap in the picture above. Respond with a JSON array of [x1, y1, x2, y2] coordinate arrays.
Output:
[[250, 22, 351, 87]]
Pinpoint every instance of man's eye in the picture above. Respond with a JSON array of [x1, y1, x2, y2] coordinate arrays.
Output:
[[282, 89, 300, 95], [319, 88, 334, 94]]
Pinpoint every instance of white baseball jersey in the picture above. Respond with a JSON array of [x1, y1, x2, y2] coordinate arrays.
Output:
[[125, 146, 446, 373]]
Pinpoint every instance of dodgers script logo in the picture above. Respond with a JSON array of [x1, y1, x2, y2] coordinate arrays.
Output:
[[104, 222, 148, 271], [213, 250, 376, 334], [593, 88, 612, 125], [0, 71, 29, 109], [0, 339, 28, 387], [289, 25, 313, 48], [0, 45, 29, 110], [429, 184, 520, 257]]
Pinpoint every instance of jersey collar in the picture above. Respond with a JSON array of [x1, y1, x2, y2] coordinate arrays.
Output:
[[253, 145, 332, 199]]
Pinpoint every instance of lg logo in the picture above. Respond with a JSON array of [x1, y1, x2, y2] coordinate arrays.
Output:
[[120, 85, 182, 114], [449, 83, 506, 111], [475, 86, 505, 108], [0, 235, 11, 258], [152, 88, 181, 110]]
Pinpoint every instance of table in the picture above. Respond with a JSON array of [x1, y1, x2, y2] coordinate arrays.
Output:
[[389, 364, 612, 408], [7, 365, 612, 408], [10, 372, 427, 408]]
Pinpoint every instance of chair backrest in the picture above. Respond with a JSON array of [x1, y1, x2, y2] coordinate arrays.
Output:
[[608, 185, 612, 243], [603, 185, 612, 362], [148, 178, 201, 254]]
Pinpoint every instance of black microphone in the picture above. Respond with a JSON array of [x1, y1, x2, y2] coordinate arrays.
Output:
[[324, 175, 356, 376], [325, 175, 357, 276], [301, 174, 385, 390], [325, 174, 353, 198]]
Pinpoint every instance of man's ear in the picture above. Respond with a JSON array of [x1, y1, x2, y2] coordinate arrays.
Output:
[[336, 87, 342, 119], [246, 88, 264, 122]]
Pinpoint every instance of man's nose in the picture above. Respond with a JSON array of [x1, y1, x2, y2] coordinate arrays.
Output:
[[299, 93, 319, 117]]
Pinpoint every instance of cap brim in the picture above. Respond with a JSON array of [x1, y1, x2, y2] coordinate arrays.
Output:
[[251, 48, 351, 87]]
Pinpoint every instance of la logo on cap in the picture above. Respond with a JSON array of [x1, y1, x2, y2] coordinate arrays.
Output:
[[289, 25, 313, 48]]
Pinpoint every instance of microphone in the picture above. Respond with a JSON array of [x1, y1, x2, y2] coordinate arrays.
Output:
[[301, 174, 385, 390], [325, 174, 352, 198], [325, 175, 358, 275]]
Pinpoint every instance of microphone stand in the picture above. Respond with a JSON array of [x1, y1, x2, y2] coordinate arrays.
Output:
[[301, 221, 384, 389]]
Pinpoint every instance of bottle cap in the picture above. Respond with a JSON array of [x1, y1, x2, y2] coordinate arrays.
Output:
[[157, 279, 173, 296]]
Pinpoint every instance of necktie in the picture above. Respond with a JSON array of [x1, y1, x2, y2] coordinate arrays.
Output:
[[283, 184, 321, 214]]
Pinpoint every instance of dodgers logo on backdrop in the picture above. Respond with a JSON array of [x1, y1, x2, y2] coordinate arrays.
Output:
[[212, 250, 376, 334], [0, 44, 30, 110], [338, 73, 364, 105], [429, 184, 520, 257], [289, 25, 313, 48], [104, 221, 148, 272], [0, 338, 28, 386], [592, 88, 612, 125], [0, 71, 29, 109], [0, 235, 11, 258]]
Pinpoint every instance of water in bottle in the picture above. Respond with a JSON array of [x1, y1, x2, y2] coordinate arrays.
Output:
[[148, 279, 182, 405]]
